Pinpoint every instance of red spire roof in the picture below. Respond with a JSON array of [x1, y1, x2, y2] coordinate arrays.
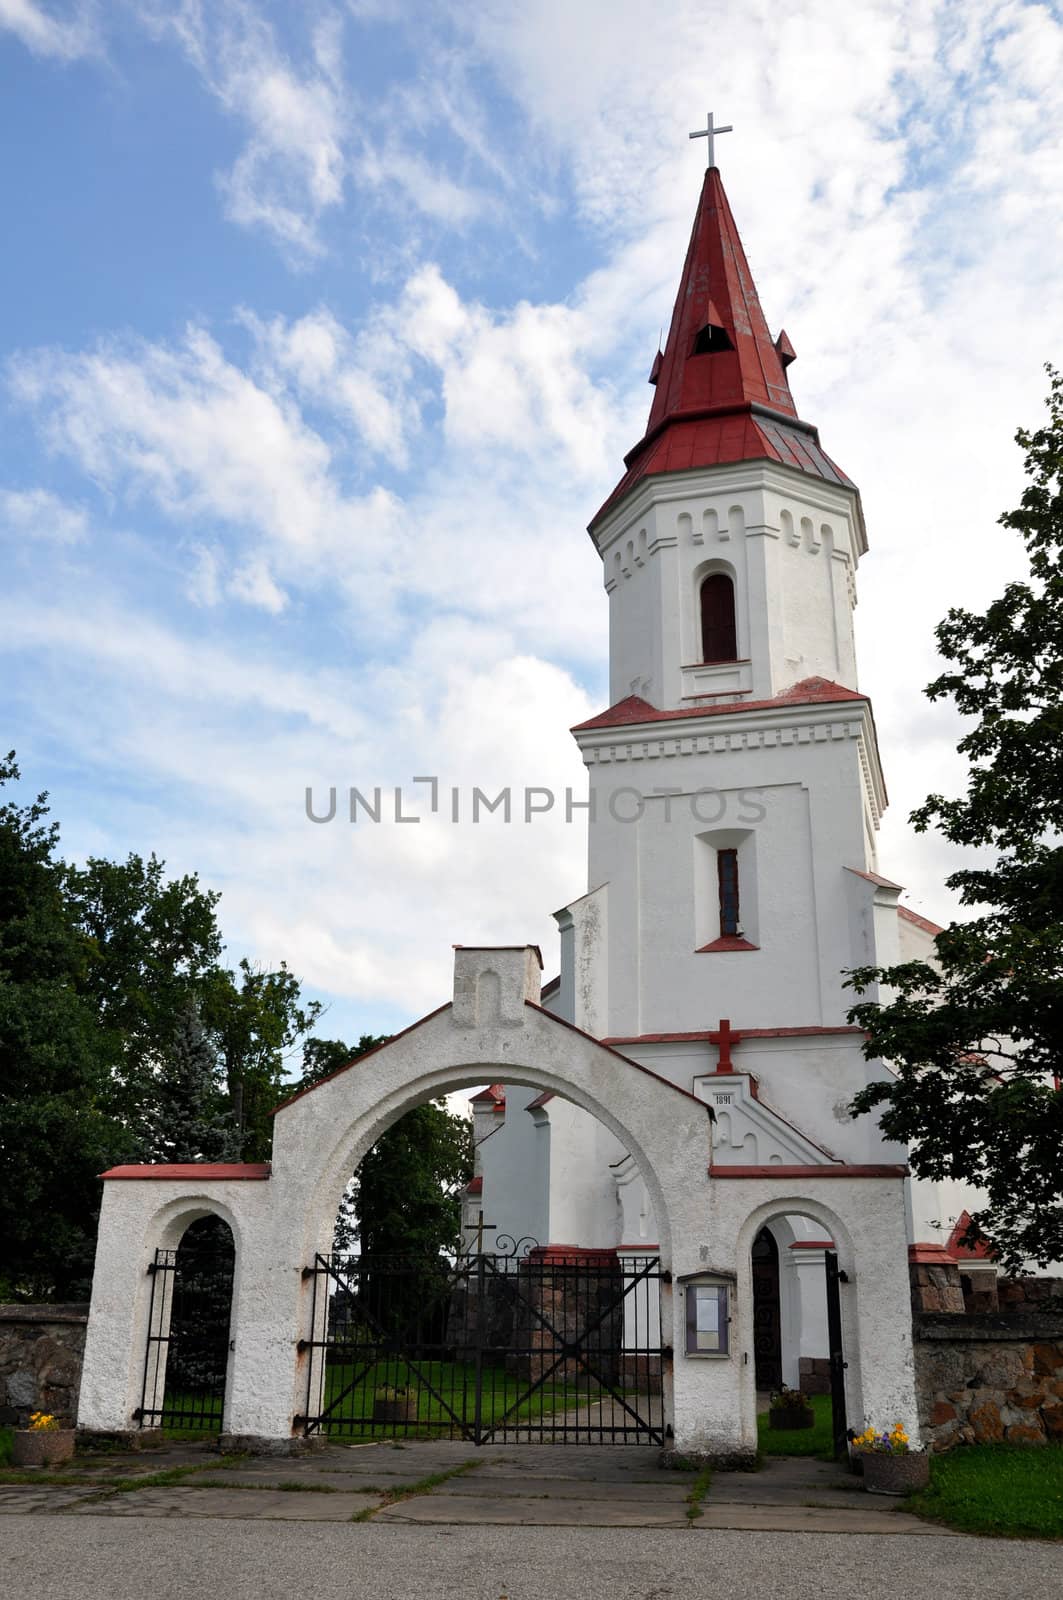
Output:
[[591, 166, 853, 530]]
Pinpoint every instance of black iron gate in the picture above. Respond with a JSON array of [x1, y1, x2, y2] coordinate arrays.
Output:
[[824, 1248, 849, 1460], [136, 1217, 235, 1432], [297, 1243, 668, 1444]]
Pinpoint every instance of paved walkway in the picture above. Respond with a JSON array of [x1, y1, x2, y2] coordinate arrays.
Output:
[[0, 1439, 944, 1533], [5, 1443, 1062, 1600]]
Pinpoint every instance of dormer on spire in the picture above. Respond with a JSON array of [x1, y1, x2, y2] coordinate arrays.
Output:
[[590, 167, 854, 531]]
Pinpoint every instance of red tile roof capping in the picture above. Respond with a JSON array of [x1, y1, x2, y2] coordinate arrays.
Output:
[[572, 677, 867, 733], [101, 1163, 271, 1180], [470, 1083, 506, 1106], [898, 905, 946, 937], [602, 1025, 865, 1045], [710, 1164, 908, 1179]]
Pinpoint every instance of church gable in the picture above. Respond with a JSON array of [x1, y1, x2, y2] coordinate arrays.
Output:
[[694, 1070, 840, 1166]]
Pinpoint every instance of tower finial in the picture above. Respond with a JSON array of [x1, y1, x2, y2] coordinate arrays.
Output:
[[688, 110, 733, 169]]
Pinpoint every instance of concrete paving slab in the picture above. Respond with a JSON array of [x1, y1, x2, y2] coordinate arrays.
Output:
[[692, 1504, 956, 1535], [0, 1486, 101, 1514], [64, 1486, 382, 1520], [375, 1491, 689, 1527], [440, 1474, 690, 1501], [708, 1464, 875, 1511], [195, 1470, 392, 1492]]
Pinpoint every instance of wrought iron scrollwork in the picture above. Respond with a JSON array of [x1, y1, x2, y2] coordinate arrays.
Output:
[[492, 1234, 539, 1259]]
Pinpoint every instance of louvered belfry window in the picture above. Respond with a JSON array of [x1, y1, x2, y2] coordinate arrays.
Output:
[[700, 573, 738, 662]]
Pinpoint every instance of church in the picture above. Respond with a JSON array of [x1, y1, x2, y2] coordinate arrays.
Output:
[[463, 154, 966, 1397], [80, 146, 951, 1458]]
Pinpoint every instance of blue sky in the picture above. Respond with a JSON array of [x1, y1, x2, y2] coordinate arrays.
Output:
[[2, 0, 1063, 1051]]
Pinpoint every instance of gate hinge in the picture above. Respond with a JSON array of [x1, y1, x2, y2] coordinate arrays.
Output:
[[296, 1338, 311, 1354], [301, 1266, 316, 1280], [660, 1270, 673, 1284], [661, 1345, 674, 1361]]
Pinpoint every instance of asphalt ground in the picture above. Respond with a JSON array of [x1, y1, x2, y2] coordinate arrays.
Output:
[[1, 1441, 1060, 1599]]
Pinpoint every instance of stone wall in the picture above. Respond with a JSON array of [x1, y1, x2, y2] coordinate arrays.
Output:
[[913, 1313, 1063, 1450], [0, 1305, 88, 1428]]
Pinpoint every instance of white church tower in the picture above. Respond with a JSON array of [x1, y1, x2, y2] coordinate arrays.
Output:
[[471, 158, 938, 1391]]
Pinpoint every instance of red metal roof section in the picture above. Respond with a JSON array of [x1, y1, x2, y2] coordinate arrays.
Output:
[[101, 1163, 271, 1181], [470, 1083, 506, 1106], [591, 168, 853, 529], [603, 1025, 864, 1045], [898, 905, 946, 937], [648, 167, 796, 425], [572, 676, 867, 733], [711, 1164, 908, 1179], [946, 1209, 996, 1261]]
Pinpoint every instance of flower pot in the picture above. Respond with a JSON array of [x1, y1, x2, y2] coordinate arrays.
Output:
[[11, 1429, 76, 1468], [769, 1405, 815, 1430], [372, 1396, 418, 1425], [860, 1451, 930, 1496]]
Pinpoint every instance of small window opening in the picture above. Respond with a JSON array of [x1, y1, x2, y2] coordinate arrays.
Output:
[[692, 322, 734, 355], [700, 573, 737, 662], [718, 848, 741, 937]]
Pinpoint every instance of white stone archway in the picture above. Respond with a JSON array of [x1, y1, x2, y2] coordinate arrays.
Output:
[[80, 948, 723, 1453], [79, 947, 919, 1459]]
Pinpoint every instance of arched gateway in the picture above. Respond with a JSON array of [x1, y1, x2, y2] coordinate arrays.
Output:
[[79, 946, 919, 1459]]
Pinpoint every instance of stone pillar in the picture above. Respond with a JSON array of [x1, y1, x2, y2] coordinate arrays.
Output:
[[909, 1244, 966, 1315]]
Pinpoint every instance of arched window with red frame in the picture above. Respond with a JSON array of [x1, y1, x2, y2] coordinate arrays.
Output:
[[700, 573, 738, 663]]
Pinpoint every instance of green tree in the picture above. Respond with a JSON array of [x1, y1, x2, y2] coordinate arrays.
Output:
[[63, 852, 223, 1137], [0, 756, 124, 1298], [294, 1035, 473, 1258], [847, 368, 1063, 1270], [140, 1001, 239, 1163], [357, 1101, 473, 1259], [203, 959, 323, 1161]]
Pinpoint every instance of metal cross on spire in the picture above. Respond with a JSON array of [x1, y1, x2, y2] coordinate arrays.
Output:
[[689, 110, 733, 169]]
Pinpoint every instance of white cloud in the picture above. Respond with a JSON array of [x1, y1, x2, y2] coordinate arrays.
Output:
[[0, 592, 593, 1012], [142, 3, 348, 260], [0, 0, 95, 59], [0, 486, 87, 542], [8, 0, 1063, 1024], [230, 555, 287, 613], [243, 305, 416, 467]]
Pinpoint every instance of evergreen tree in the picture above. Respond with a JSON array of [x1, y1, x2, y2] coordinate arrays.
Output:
[[847, 368, 1063, 1269], [141, 1001, 239, 1163], [0, 756, 125, 1298]]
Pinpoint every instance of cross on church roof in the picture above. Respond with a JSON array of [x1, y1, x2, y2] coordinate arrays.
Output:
[[708, 1017, 742, 1072], [689, 111, 733, 169]]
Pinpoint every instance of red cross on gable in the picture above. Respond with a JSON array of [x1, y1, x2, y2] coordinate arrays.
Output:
[[708, 1017, 742, 1073]]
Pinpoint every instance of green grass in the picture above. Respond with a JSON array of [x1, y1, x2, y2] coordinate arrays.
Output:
[[906, 1444, 1063, 1540], [0, 1427, 11, 1467], [351, 1458, 482, 1522], [308, 1358, 593, 1440], [757, 1394, 836, 1459], [685, 1465, 713, 1524], [155, 1357, 599, 1444]]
